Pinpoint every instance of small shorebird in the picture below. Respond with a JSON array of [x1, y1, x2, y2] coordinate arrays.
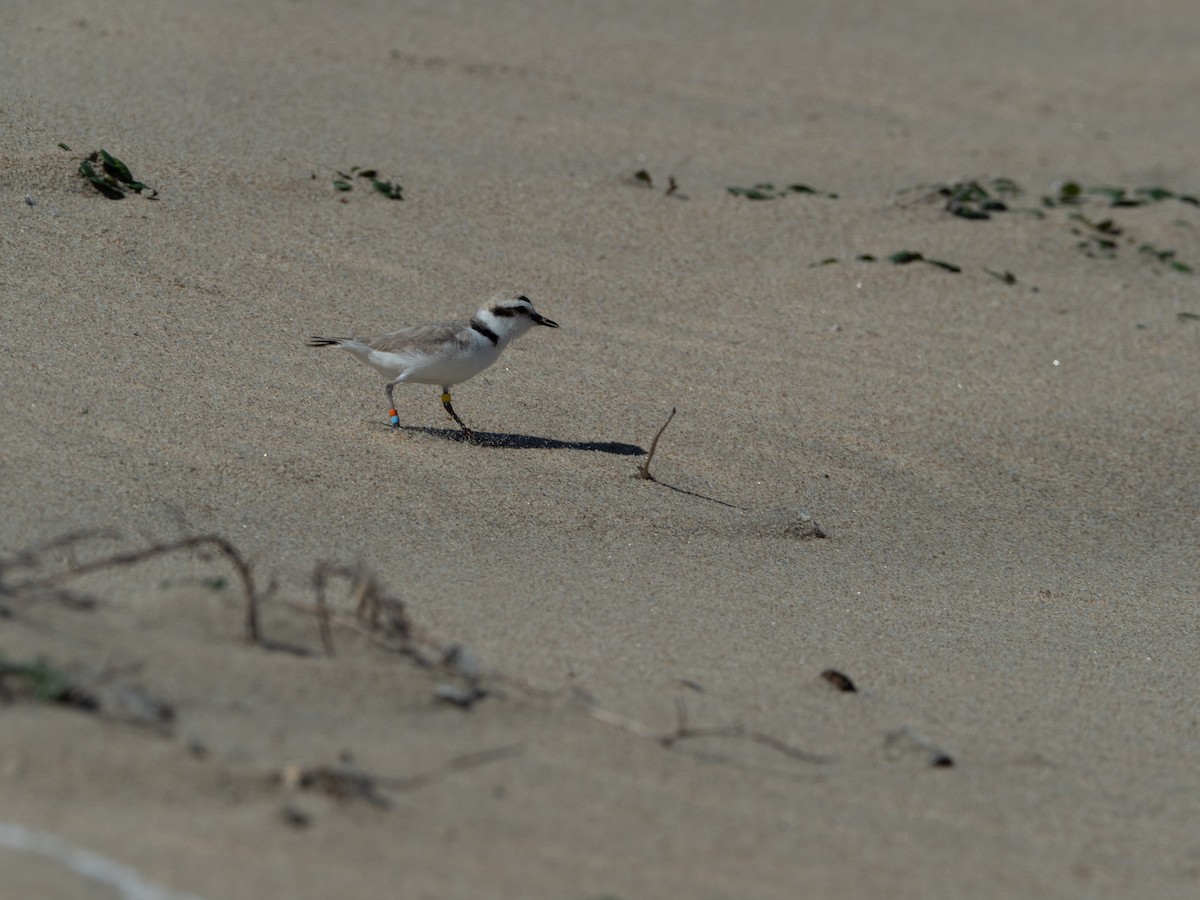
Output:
[[307, 292, 559, 439]]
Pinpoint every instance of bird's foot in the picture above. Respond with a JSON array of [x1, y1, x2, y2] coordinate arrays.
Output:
[[440, 392, 474, 441]]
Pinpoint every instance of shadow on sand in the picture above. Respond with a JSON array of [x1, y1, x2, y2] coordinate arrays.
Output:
[[394, 426, 739, 507], [395, 425, 646, 456]]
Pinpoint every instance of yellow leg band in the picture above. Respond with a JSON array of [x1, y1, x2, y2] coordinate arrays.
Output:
[[441, 392, 452, 404]]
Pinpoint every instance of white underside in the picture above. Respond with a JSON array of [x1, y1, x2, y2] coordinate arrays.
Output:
[[364, 340, 501, 384], [345, 338, 505, 387]]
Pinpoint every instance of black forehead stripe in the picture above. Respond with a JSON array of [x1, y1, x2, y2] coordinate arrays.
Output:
[[489, 305, 521, 317], [469, 318, 500, 345], [518, 294, 530, 302]]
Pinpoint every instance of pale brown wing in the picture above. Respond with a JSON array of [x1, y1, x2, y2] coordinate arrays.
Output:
[[359, 319, 474, 355]]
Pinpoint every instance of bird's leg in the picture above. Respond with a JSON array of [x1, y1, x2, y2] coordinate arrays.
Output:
[[440, 388, 473, 440], [385, 384, 400, 430]]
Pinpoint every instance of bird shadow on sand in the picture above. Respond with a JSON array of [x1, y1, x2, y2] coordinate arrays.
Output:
[[391, 425, 646, 455]]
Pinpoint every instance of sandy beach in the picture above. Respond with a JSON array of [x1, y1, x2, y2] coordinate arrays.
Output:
[[3, 1, 1198, 897]]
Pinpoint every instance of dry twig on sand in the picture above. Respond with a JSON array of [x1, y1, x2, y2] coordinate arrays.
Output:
[[280, 744, 523, 809], [638, 406, 677, 481], [300, 562, 438, 664], [2, 533, 264, 643], [583, 694, 832, 766]]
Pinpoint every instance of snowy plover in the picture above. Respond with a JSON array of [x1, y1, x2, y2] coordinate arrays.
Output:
[[307, 292, 559, 439]]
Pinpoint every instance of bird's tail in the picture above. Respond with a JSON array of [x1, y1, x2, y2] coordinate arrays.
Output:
[[306, 337, 344, 348]]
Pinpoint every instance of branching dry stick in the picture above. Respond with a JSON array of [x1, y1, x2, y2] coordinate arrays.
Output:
[[6, 528, 119, 572], [285, 598, 437, 661], [378, 743, 525, 792], [312, 561, 363, 656], [290, 563, 442, 667], [748, 731, 833, 764], [284, 744, 523, 807], [658, 696, 742, 747], [1, 529, 119, 608], [18, 535, 263, 644], [638, 406, 677, 481], [584, 695, 831, 765], [309, 562, 417, 659]]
